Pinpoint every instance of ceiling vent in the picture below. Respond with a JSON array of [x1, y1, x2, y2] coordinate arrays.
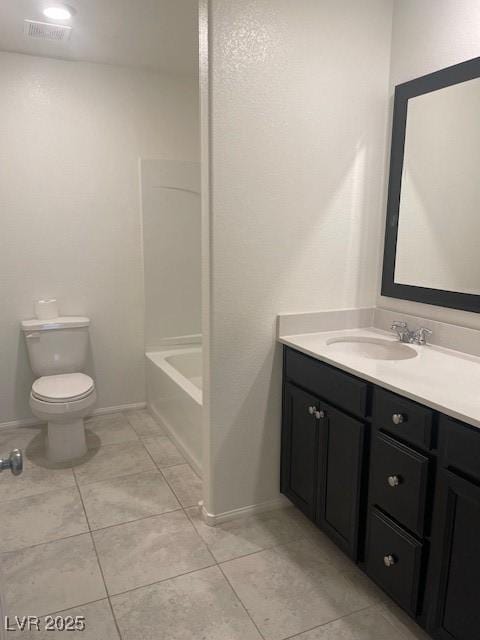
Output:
[[24, 19, 72, 42]]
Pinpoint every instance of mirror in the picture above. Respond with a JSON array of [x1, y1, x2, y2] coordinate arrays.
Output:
[[382, 57, 480, 313]]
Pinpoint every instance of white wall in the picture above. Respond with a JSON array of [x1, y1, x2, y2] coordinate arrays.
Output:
[[141, 159, 201, 350], [378, 0, 480, 327], [202, 0, 394, 516], [0, 51, 199, 423]]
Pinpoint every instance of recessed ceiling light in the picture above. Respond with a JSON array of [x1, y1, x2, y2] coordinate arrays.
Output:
[[43, 6, 72, 20]]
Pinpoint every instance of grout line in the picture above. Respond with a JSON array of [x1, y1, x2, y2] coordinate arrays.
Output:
[[86, 507, 184, 535], [0, 529, 91, 556], [217, 563, 267, 640], [108, 562, 219, 601], [73, 471, 124, 640], [281, 603, 383, 640], [15, 596, 113, 622]]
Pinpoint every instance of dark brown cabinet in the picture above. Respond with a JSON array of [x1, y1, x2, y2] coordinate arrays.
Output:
[[282, 349, 367, 559], [318, 401, 365, 558], [281, 382, 321, 519], [281, 345, 480, 640], [428, 470, 480, 639]]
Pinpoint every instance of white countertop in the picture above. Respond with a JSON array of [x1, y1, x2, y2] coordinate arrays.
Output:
[[279, 327, 480, 429]]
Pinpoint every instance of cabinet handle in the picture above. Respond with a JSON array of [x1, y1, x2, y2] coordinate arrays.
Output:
[[383, 554, 396, 568], [387, 475, 400, 488], [392, 413, 405, 425], [308, 406, 317, 415], [314, 410, 325, 420]]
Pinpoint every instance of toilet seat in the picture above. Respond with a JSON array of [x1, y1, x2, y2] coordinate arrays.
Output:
[[32, 373, 95, 403]]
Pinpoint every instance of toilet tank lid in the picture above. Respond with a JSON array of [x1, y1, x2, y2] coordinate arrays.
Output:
[[21, 317, 90, 331]]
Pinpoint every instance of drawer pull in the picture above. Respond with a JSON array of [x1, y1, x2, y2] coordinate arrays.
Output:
[[387, 475, 401, 488], [383, 554, 396, 568], [314, 409, 325, 420], [392, 413, 405, 425]]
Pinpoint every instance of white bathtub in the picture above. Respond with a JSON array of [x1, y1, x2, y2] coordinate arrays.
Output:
[[146, 346, 202, 475]]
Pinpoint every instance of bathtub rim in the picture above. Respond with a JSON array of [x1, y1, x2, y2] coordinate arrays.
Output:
[[146, 347, 202, 406]]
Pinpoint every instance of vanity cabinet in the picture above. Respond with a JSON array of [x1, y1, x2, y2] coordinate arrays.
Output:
[[281, 383, 321, 519], [281, 348, 368, 558], [427, 417, 480, 639], [281, 345, 480, 640]]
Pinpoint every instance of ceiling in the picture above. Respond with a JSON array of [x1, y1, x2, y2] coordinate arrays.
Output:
[[0, 0, 198, 75]]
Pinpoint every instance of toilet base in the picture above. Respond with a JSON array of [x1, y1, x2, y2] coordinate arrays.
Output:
[[47, 419, 87, 463]]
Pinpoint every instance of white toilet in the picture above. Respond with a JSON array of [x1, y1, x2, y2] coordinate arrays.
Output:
[[21, 316, 96, 463]]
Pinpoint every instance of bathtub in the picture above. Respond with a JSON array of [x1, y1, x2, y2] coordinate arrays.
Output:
[[146, 346, 202, 475]]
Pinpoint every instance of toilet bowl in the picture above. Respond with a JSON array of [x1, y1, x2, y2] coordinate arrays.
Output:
[[21, 315, 96, 463], [29, 373, 96, 462]]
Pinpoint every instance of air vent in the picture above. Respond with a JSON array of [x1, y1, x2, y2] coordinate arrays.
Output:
[[24, 19, 72, 42]]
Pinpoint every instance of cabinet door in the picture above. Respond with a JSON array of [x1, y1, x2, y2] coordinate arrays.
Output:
[[428, 470, 480, 639], [281, 383, 320, 519], [317, 402, 365, 558]]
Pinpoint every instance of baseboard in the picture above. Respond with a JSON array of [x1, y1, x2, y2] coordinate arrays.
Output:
[[0, 401, 147, 431], [0, 416, 42, 430], [201, 495, 291, 526], [147, 403, 202, 477], [92, 402, 146, 416]]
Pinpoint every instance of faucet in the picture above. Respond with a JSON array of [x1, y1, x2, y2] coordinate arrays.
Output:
[[391, 321, 432, 345]]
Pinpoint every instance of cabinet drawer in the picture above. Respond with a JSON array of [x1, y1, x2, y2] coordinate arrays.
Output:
[[373, 387, 433, 450], [439, 415, 480, 481], [369, 433, 429, 537], [366, 508, 423, 615], [285, 348, 368, 418]]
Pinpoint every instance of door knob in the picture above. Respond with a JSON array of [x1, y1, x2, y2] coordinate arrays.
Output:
[[383, 554, 396, 568], [308, 406, 317, 415], [387, 475, 400, 487], [392, 413, 405, 425], [314, 410, 325, 420], [0, 449, 23, 476]]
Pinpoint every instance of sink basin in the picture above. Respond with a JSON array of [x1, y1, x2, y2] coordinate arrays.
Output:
[[326, 337, 417, 361]]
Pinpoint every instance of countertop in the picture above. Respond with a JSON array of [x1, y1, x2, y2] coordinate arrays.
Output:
[[279, 327, 480, 429]]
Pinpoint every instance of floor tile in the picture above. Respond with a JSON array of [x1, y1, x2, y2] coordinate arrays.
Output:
[[85, 413, 139, 448], [2, 534, 106, 617], [6, 599, 120, 639], [80, 470, 180, 529], [162, 463, 202, 507], [111, 566, 262, 640], [220, 537, 382, 640], [73, 441, 156, 486], [124, 409, 166, 436], [0, 460, 76, 502], [380, 602, 432, 639], [142, 435, 185, 468], [0, 425, 45, 454], [293, 605, 411, 639], [93, 510, 214, 594], [187, 505, 319, 562], [0, 487, 88, 552]]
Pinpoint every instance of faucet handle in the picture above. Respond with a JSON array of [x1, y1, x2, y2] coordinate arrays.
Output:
[[415, 327, 432, 345], [391, 320, 407, 329]]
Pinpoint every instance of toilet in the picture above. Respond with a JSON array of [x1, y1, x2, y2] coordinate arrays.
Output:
[[21, 316, 96, 463]]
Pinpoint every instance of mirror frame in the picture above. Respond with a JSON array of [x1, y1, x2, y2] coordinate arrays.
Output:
[[381, 56, 480, 313]]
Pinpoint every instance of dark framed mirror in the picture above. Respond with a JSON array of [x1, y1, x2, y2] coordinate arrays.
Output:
[[381, 56, 480, 313]]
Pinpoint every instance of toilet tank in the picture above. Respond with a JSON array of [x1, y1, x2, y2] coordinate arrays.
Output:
[[21, 317, 90, 377]]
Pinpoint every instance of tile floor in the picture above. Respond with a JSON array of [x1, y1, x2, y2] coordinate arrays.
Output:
[[0, 409, 430, 639]]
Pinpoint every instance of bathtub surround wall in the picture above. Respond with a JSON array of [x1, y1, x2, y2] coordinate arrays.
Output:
[[201, 0, 394, 518], [0, 51, 199, 424], [378, 0, 480, 329], [141, 159, 201, 350]]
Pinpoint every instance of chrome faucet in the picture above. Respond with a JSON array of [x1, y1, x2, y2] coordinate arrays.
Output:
[[391, 321, 432, 345]]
